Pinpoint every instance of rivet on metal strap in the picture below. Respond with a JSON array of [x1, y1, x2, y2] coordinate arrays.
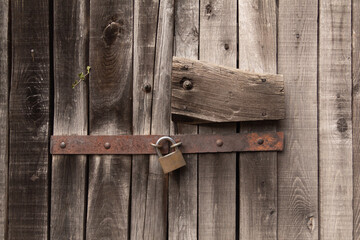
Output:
[[60, 142, 66, 149], [104, 142, 111, 149]]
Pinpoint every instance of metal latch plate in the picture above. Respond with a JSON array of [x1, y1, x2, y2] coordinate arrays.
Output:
[[51, 132, 284, 155]]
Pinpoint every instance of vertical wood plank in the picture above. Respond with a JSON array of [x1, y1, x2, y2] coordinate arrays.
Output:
[[87, 0, 133, 238], [0, 0, 8, 238], [131, 0, 159, 239], [141, 0, 174, 238], [51, 0, 88, 238], [278, 0, 319, 239], [238, 1, 277, 239], [169, 0, 198, 239], [9, 0, 50, 238], [198, 0, 237, 239], [353, 0, 360, 238], [319, 0, 352, 239]]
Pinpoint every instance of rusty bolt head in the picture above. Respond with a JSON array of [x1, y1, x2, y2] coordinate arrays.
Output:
[[216, 139, 223, 147], [181, 65, 189, 70], [104, 142, 111, 149], [183, 80, 193, 90], [257, 138, 264, 145], [143, 83, 152, 93], [60, 142, 66, 149]]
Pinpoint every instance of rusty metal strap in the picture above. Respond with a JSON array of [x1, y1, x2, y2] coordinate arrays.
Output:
[[50, 132, 284, 155]]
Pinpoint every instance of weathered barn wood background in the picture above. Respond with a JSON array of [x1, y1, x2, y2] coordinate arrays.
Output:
[[0, 0, 358, 239]]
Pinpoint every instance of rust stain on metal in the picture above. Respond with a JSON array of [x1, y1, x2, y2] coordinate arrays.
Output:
[[50, 132, 284, 155]]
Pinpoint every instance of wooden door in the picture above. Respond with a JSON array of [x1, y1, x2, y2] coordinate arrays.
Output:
[[1, 0, 358, 239]]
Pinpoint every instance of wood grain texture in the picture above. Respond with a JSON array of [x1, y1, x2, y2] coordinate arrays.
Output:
[[171, 57, 285, 123], [168, 0, 198, 238], [9, 0, 50, 238], [0, 0, 8, 238], [198, 0, 237, 239], [51, 0, 88, 238], [86, 0, 133, 238], [353, 0, 360, 238], [131, 0, 159, 239], [141, 0, 174, 238], [278, 0, 319, 239], [319, 0, 352, 239], [238, 0, 277, 239]]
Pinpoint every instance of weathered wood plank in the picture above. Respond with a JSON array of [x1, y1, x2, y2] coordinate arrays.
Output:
[[0, 0, 8, 238], [173, 0, 198, 59], [168, 0, 198, 238], [86, 0, 133, 238], [278, 0, 319, 239], [171, 57, 285, 123], [9, 0, 50, 238], [238, 0, 277, 239], [319, 0, 352, 239], [51, 0, 88, 238], [198, 0, 237, 239], [353, 0, 360, 238], [141, 0, 174, 238], [131, 0, 159, 238]]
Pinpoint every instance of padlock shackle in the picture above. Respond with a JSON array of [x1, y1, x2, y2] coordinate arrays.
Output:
[[154, 136, 178, 157]]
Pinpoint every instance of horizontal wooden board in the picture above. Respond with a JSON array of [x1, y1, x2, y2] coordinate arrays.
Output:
[[171, 57, 285, 123]]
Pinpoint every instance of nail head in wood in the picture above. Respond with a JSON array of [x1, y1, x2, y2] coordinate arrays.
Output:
[[182, 79, 193, 90], [143, 83, 152, 93], [181, 65, 189, 70]]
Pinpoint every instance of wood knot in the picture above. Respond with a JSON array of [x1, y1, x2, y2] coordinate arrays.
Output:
[[337, 117, 348, 133], [306, 216, 315, 232], [205, 3, 213, 18], [354, 84, 359, 95], [25, 75, 46, 127], [103, 22, 121, 45], [192, 27, 199, 37]]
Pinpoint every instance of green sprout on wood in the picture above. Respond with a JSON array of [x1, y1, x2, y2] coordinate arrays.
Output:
[[72, 66, 91, 89]]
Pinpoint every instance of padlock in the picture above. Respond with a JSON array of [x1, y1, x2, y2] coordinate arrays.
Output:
[[153, 136, 186, 174]]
